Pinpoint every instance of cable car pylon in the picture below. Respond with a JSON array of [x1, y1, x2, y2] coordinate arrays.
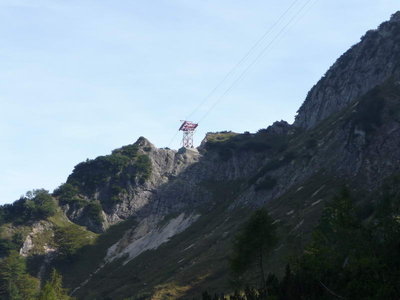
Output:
[[179, 120, 198, 148]]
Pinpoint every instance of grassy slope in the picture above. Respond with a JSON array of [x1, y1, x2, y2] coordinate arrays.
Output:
[[54, 216, 138, 289], [0, 209, 97, 255]]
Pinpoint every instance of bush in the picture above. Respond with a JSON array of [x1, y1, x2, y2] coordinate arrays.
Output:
[[67, 145, 152, 197], [68, 154, 130, 195], [112, 144, 139, 157], [54, 225, 93, 258], [0, 190, 57, 224], [0, 233, 24, 258], [0, 251, 40, 299], [86, 202, 103, 225], [32, 190, 57, 219], [135, 155, 152, 184], [53, 183, 79, 202], [0, 239, 18, 257]]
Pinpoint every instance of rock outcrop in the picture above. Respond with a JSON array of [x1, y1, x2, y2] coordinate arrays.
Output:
[[294, 11, 400, 129]]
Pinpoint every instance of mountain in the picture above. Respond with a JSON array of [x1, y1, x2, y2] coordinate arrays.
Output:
[[295, 11, 400, 129], [1, 11, 400, 300]]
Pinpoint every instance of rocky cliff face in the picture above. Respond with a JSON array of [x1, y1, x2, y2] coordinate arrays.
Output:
[[58, 137, 202, 232], [67, 72, 400, 297], [294, 11, 400, 129], [3, 11, 400, 300]]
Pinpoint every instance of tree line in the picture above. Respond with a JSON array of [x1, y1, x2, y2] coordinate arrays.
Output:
[[201, 187, 400, 299], [0, 251, 72, 300]]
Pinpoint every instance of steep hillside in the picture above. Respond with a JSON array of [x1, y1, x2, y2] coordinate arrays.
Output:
[[0, 11, 400, 300], [295, 11, 400, 129], [66, 78, 400, 299]]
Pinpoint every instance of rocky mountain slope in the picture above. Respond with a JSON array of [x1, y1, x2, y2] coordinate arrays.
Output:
[[1, 11, 400, 300], [295, 11, 400, 129]]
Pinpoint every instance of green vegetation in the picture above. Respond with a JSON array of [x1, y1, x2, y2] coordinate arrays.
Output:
[[206, 132, 239, 143], [205, 130, 290, 161], [67, 154, 131, 195], [38, 269, 73, 300], [64, 142, 152, 210], [0, 229, 26, 258], [85, 202, 103, 225], [54, 216, 138, 291], [204, 187, 400, 299], [0, 251, 39, 300], [69, 180, 247, 300], [230, 209, 277, 292], [0, 251, 73, 300], [68, 146, 152, 196], [54, 184, 104, 226], [54, 224, 96, 259], [53, 184, 84, 207], [135, 154, 152, 184], [112, 143, 139, 157], [0, 190, 57, 226]]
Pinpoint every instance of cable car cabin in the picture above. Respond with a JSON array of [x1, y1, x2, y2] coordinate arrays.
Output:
[[179, 121, 198, 132]]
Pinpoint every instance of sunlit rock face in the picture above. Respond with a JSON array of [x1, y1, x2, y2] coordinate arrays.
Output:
[[294, 12, 400, 129]]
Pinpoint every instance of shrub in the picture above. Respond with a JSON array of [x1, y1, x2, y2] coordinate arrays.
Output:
[[0, 239, 18, 257], [86, 202, 103, 225], [135, 155, 152, 184], [1, 190, 57, 224], [53, 183, 79, 202], [68, 146, 152, 196], [54, 225, 93, 258], [67, 154, 130, 195], [112, 144, 139, 157], [32, 190, 57, 219]]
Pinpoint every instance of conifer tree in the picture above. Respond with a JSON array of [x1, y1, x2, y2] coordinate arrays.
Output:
[[0, 250, 39, 300], [230, 208, 277, 292], [38, 269, 73, 300]]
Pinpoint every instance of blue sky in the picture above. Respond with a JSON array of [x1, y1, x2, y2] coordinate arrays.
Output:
[[0, 0, 399, 204]]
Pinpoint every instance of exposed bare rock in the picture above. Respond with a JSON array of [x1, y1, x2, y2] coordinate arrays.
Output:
[[106, 213, 200, 265], [19, 221, 56, 256], [295, 11, 400, 129]]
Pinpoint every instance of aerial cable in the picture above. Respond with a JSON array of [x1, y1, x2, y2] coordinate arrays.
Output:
[[197, 0, 316, 124], [291, 0, 319, 28], [168, 0, 316, 148], [184, 0, 301, 121], [167, 129, 180, 148]]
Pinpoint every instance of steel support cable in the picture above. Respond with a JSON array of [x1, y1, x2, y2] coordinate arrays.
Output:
[[167, 129, 180, 148], [290, 0, 319, 29], [168, 0, 315, 148], [197, 0, 315, 124], [184, 0, 301, 121]]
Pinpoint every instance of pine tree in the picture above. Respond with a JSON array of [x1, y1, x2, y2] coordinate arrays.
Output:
[[0, 250, 39, 300], [230, 208, 277, 292], [38, 269, 73, 300]]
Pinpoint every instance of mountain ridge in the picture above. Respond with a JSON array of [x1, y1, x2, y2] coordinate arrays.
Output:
[[1, 11, 400, 299], [294, 11, 400, 129]]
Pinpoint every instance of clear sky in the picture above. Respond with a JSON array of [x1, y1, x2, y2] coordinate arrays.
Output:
[[0, 0, 399, 204]]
